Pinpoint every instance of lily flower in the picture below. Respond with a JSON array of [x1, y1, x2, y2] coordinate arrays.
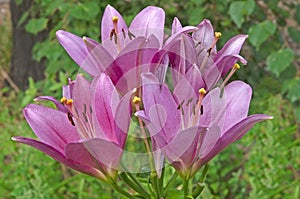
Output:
[[12, 74, 133, 182], [163, 18, 248, 91], [136, 73, 272, 179], [56, 5, 165, 75]]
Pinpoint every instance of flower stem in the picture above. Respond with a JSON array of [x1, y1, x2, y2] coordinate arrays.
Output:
[[159, 166, 165, 195], [192, 164, 209, 198], [183, 179, 190, 198], [110, 182, 133, 198], [164, 172, 178, 195], [151, 171, 161, 198], [120, 172, 151, 198]]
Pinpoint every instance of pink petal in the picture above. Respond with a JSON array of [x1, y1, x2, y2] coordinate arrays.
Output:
[[65, 138, 123, 173], [192, 19, 216, 54], [93, 74, 120, 144], [101, 5, 128, 43], [141, 73, 181, 142], [221, 81, 252, 134], [214, 34, 248, 63], [129, 6, 165, 46], [12, 137, 105, 179], [23, 104, 80, 153]]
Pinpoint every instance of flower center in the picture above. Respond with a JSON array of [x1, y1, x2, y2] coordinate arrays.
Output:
[[60, 97, 95, 139]]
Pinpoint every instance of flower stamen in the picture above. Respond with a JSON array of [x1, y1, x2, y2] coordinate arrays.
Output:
[[192, 88, 207, 125], [208, 32, 222, 55], [220, 63, 241, 91]]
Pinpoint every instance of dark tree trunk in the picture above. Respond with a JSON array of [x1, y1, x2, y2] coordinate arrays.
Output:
[[10, 0, 48, 90]]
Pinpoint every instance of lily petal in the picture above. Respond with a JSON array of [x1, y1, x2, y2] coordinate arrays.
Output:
[[12, 137, 105, 179], [141, 73, 181, 142], [101, 5, 128, 43], [214, 34, 248, 63], [216, 54, 247, 77], [93, 74, 120, 144], [195, 114, 272, 170], [23, 104, 80, 153], [56, 30, 87, 66], [172, 17, 183, 35], [34, 96, 68, 113], [221, 81, 252, 134], [129, 6, 165, 46], [83, 37, 114, 72], [192, 19, 215, 54], [164, 126, 207, 174], [105, 36, 160, 94], [65, 138, 123, 174]]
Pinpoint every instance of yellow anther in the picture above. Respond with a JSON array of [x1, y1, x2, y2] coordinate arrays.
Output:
[[198, 88, 207, 95], [112, 16, 118, 23], [66, 99, 73, 105], [214, 32, 222, 38], [132, 96, 141, 104], [233, 63, 241, 70], [60, 97, 67, 104]]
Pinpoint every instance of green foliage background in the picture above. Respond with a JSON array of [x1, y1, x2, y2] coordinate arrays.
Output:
[[1, 0, 299, 198]]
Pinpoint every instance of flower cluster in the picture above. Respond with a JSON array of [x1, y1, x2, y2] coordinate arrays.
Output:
[[12, 5, 272, 198]]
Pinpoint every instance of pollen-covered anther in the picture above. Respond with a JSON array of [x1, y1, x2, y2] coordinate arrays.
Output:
[[112, 16, 118, 23], [233, 63, 241, 70], [198, 88, 207, 95], [214, 32, 222, 38], [60, 97, 67, 104], [132, 96, 141, 104], [66, 99, 73, 106]]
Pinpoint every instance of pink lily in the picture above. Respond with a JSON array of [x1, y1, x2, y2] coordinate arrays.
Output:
[[12, 74, 133, 182], [137, 73, 272, 179]]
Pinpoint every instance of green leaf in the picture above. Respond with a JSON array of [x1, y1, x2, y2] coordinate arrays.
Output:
[[248, 20, 276, 49], [295, 107, 300, 123], [229, 0, 255, 28], [288, 27, 300, 43], [69, 2, 100, 21], [15, 0, 23, 5], [282, 78, 300, 103], [25, 18, 48, 35], [295, 4, 300, 25], [267, 48, 294, 77]]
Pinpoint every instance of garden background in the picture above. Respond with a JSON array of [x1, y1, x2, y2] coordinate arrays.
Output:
[[0, 0, 299, 198]]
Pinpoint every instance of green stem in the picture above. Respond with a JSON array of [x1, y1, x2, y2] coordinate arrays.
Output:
[[192, 164, 210, 198], [150, 171, 161, 198], [120, 172, 151, 198], [183, 179, 190, 198], [164, 172, 178, 195], [159, 166, 165, 196], [110, 182, 133, 198]]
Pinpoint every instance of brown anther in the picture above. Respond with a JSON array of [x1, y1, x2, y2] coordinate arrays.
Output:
[[122, 28, 126, 38], [67, 112, 75, 126]]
